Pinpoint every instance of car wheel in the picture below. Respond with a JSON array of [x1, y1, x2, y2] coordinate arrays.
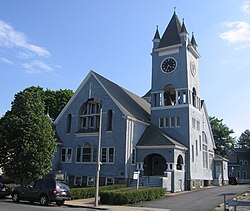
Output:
[[56, 200, 65, 206], [39, 194, 49, 206], [12, 192, 20, 203]]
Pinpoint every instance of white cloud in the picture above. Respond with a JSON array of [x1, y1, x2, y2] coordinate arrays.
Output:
[[0, 57, 14, 65], [0, 20, 50, 57], [22, 60, 53, 74], [241, 1, 250, 14], [219, 21, 250, 49]]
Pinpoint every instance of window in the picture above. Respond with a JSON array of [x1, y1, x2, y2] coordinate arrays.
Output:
[[176, 155, 183, 170], [244, 160, 248, 165], [159, 118, 164, 128], [202, 132, 208, 168], [76, 143, 97, 163], [66, 114, 72, 133], [132, 148, 136, 165], [80, 100, 100, 131], [192, 118, 196, 129], [192, 145, 194, 162], [61, 148, 72, 163], [199, 135, 202, 151], [197, 120, 200, 131], [165, 117, 170, 128], [101, 147, 115, 164], [170, 117, 175, 128], [87, 177, 95, 187], [243, 171, 247, 178], [106, 110, 113, 131], [82, 144, 91, 162], [176, 116, 180, 127], [74, 176, 82, 187], [240, 160, 243, 166], [106, 177, 114, 185], [192, 87, 197, 108], [196, 140, 198, 156], [236, 171, 241, 178]]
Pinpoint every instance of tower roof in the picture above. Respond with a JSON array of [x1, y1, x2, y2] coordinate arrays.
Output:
[[191, 32, 198, 48], [153, 26, 160, 40], [180, 19, 188, 34], [158, 11, 182, 48]]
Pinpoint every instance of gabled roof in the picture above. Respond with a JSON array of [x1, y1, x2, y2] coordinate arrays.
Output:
[[153, 27, 160, 40], [137, 124, 187, 149], [158, 12, 182, 48], [93, 71, 151, 122], [55, 71, 151, 124]]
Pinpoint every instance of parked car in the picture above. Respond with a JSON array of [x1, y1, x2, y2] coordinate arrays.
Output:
[[0, 182, 11, 198], [229, 176, 238, 185], [11, 179, 70, 206]]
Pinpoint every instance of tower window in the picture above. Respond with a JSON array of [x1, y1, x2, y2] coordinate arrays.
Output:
[[192, 87, 197, 108], [159, 118, 164, 128]]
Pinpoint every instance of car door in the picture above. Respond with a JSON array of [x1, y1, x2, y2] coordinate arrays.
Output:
[[20, 182, 35, 200], [29, 180, 43, 201]]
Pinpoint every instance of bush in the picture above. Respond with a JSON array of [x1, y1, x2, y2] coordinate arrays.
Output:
[[70, 184, 126, 200], [100, 187, 165, 205]]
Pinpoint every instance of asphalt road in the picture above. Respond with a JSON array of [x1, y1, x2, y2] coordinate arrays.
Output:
[[135, 184, 250, 211], [0, 198, 93, 211]]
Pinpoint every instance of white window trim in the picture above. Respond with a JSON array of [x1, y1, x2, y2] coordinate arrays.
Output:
[[87, 176, 95, 187], [61, 147, 73, 163], [105, 177, 115, 185], [74, 176, 82, 186]]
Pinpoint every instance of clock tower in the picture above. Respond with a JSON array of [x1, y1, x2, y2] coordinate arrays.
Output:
[[151, 11, 201, 143]]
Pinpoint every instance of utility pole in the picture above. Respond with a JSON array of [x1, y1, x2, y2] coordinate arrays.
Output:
[[95, 106, 102, 207]]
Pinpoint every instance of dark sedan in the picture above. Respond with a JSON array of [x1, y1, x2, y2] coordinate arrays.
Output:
[[0, 182, 11, 198]]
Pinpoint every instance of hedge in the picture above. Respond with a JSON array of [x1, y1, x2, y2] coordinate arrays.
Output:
[[100, 187, 166, 205], [70, 184, 126, 200]]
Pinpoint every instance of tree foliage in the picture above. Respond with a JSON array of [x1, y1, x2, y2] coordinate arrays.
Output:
[[209, 116, 235, 156], [23, 86, 74, 120], [0, 89, 56, 183], [238, 129, 250, 149]]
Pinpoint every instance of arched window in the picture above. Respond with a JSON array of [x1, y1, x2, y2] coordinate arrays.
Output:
[[164, 84, 176, 106], [66, 114, 72, 133], [177, 155, 184, 170], [192, 87, 197, 108], [107, 110, 113, 131], [80, 100, 100, 131]]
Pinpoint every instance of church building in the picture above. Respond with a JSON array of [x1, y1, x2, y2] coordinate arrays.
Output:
[[52, 11, 223, 192]]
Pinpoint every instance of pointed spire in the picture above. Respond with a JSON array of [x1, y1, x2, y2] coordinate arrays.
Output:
[[180, 19, 188, 35], [191, 32, 198, 49], [158, 10, 182, 48], [153, 25, 160, 40]]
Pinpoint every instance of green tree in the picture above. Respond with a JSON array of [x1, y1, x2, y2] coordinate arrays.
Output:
[[238, 129, 250, 149], [209, 116, 235, 156], [22, 86, 74, 120], [0, 89, 56, 184], [43, 88, 74, 120]]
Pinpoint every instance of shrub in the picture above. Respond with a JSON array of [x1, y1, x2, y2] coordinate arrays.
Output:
[[100, 187, 165, 205], [70, 184, 126, 200]]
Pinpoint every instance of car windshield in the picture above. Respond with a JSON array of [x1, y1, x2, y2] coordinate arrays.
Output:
[[56, 182, 69, 191]]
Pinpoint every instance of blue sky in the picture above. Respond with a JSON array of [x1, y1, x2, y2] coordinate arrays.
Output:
[[0, 1, 250, 138]]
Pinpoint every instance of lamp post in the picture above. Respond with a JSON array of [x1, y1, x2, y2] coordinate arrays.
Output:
[[95, 103, 102, 207]]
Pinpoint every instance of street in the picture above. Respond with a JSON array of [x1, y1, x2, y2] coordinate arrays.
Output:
[[135, 184, 250, 211], [0, 198, 93, 211]]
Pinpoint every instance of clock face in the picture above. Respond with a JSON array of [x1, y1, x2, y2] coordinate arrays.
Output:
[[161, 57, 177, 73], [190, 61, 197, 77]]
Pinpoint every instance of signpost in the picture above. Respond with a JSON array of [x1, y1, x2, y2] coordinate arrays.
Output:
[[133, 171, 140, 190]]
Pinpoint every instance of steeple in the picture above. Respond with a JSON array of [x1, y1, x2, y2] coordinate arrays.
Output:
[[157, 11, 182, 48], [152, 26, 160, 48], [191, 32, 198, 49], [180, 19, 188, 36]]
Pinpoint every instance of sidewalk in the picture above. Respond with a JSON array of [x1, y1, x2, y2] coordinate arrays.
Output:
[[64, 197, 170, 211]]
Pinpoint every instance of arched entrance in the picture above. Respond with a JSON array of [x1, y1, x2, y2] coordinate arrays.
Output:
[[143, 154, 166, 176]]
